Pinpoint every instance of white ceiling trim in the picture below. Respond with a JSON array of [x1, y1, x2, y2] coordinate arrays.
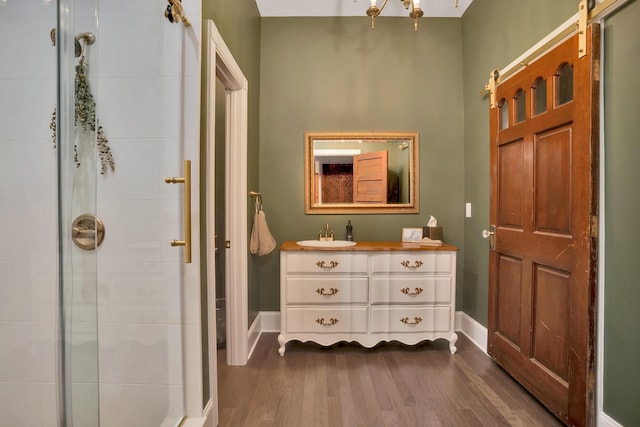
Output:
[[255, 0, 473, 18]]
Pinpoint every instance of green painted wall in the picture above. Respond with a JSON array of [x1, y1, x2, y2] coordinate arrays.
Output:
[[603, 2, 640, 424], [460, 0, 576, 325], [259, 17, 465, 311]]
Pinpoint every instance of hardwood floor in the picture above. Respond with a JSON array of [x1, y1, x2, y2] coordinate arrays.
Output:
[[216, 333, 562, 426]]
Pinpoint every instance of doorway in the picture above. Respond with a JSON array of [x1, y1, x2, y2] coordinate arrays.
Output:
[[204, 19, 249, 386], [214, 76, 227, 353]]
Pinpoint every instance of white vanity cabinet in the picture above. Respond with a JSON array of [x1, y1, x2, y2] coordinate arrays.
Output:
[[278, 241, 458, 356]]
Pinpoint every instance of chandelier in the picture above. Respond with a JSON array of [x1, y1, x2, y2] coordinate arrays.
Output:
[[366, 0, 459, 31]]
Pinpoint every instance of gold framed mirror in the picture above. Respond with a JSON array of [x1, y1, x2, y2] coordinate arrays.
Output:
[[304, 131, 419, 214]]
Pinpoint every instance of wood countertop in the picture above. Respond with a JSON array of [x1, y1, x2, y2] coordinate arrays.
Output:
[[279, 241, 459, 252]]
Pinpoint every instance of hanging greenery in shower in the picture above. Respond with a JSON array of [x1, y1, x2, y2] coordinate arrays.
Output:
[[50, 59, 115, 175]]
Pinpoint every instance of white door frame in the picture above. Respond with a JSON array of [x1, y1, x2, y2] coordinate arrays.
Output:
[[202, 17, 249, 425]]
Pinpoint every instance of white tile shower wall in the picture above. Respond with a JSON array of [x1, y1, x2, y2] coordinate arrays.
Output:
[[0, 0, 202, 424], [0, 261, 57, 322], [0, 140, 57, 200], [0, 2, 58, 424], [0, 382, 57, 426]]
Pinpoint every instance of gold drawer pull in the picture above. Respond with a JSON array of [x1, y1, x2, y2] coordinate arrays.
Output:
[[316, 287, 339, 296], [316, 317, 339, 326], [400, 260, 423, 270], [316, 260, 339, 270], [401, 287, 424, 296], [400, 316, 423, 326]]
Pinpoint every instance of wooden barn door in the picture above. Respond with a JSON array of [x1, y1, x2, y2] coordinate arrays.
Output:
[[487, 26, 599, 426]]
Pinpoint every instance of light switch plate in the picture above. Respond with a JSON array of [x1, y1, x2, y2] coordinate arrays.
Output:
[[465, 203, 472, 218]]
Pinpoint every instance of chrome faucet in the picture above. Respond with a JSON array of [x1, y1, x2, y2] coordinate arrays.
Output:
[[318, 223, 335, 241]]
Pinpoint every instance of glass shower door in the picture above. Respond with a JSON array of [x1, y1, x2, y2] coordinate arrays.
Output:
[[0, 0, 188, 425], [57, 0, 101, 425], [0, 0, 97, 425], [93, 0, 188, 425]]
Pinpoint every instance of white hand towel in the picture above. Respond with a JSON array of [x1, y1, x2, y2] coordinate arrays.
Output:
[[250, 209, 276, 256], [419, 237, 443, 247]]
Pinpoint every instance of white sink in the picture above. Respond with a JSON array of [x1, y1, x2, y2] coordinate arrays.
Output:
[[296, 240, 357, 248]]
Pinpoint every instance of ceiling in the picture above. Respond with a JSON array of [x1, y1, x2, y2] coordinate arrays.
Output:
[[255, 0, 473, 18]]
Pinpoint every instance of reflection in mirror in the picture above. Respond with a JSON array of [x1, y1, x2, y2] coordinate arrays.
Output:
[[304, 132, 419, 214]]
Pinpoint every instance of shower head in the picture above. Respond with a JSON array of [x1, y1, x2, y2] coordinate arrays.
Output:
[[49, 28, 95, 58], [75, 32, 96, 46]]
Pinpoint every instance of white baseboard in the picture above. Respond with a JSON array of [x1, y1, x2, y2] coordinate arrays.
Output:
[[599, 412, 623, 427], [258, 311, 281, 332], [254, 311, 489, 350], [252, 311, 489, 350], [455, 311, 488, 354], [247, 312, 280, 359], [179, 417, 208, 427], [247, 314, 261, 360]]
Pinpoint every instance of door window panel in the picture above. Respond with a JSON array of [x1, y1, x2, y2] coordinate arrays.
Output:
[[556, 63, 573, 106], [499, 98, 509, 130], [515, 89, 526, 123], [533, 77, 547, 116]]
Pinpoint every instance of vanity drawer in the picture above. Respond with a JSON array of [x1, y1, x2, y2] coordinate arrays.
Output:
[[285, 277, 369, 304], [370, 306, 452, 333], [370, 252, 454, 274], [370, 276, 452, 304], [285, 252, 368, 274], [285, 308, 368, 333]]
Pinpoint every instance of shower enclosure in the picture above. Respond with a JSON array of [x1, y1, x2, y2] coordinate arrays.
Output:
[[0, 0, 202, 425]]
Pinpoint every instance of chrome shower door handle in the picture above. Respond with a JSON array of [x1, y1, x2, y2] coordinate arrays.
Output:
[[165, 160, 192, 263]]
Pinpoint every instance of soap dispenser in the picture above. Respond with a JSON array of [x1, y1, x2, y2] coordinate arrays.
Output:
[[346, 220, 353, 241]]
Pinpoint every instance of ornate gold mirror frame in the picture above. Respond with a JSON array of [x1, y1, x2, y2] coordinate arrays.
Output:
[[304, 131, 419, 214]]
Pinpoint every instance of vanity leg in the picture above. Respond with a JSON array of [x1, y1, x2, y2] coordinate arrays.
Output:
[[278, 334, 286, 356], [449, 332, 458, 355]]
